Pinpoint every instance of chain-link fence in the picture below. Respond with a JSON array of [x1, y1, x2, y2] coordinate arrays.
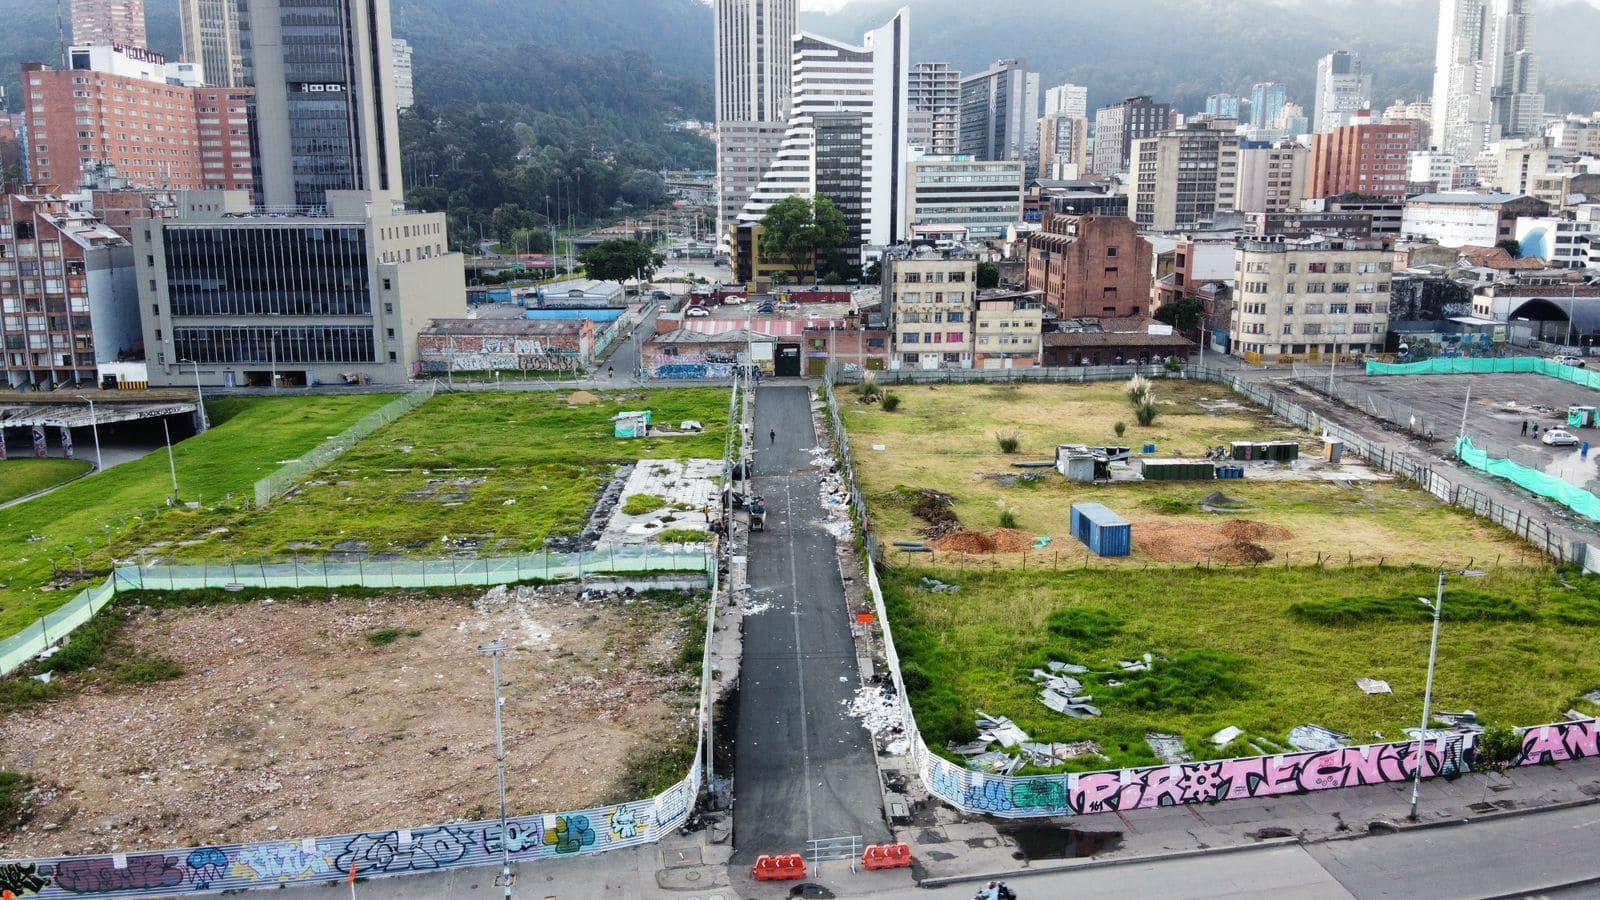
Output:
[[1288, 363, 1451, 441], [253, 383, 437, 508], [831, 363, 1169, 387]]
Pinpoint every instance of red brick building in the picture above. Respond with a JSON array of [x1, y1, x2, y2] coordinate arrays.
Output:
[[1307, 119, 1424, 200], [1024, 212, 1154, 319], [22, 50, 254, 193]]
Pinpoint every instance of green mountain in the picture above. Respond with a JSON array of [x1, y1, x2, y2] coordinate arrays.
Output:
[[804, 0, 1600, 116]]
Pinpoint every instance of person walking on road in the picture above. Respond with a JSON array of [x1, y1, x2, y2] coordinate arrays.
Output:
[[769, 428, 776, 445], [1522, 420, 1529, 436]]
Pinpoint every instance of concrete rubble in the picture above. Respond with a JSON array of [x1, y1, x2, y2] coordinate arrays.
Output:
[[1018, 741, 1105, 767]]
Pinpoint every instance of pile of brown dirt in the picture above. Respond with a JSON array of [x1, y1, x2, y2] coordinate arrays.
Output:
[[1132, 519, 1294, 564], [566, 390, 601, 405], [991, 528, 1039, 552], [932, 530, 996, 553], [1219, 520, 1293, 543], [930, 528, 1043, 554]]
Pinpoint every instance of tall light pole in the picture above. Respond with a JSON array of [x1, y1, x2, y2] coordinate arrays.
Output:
[[162, 418, 179, 500], [179, 358, 208, 432], [1408, 571, 1445, 821], [478, 640, 513, 900], [75, 394, 103, 472]]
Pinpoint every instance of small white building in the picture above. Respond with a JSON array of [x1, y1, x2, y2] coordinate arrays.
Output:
[[1400, 191, 1550, 249]]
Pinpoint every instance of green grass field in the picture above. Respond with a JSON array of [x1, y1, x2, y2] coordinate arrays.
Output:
[[97, 389, 732, 562], [844, 380, 1520, 568], [0, 395, 395, 639], [0, 459, 92, 505], [887, 565, 1600, 772], [841, 380, 1593, 771]]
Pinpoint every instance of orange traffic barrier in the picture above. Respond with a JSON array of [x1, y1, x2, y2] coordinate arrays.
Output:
[[861, 842, 913, 870], [753, 854, 807, 881]]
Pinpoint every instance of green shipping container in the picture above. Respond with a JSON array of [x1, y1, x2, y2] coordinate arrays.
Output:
[[1141, 459, 1217, 481]]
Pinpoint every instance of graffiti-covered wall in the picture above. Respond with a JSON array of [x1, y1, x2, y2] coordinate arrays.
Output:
[[0, 775, 696, 897], [912, 720, 1598, 819]]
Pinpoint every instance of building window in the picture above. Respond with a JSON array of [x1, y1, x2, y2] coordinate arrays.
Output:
[[1106, 247, 1118, 257]]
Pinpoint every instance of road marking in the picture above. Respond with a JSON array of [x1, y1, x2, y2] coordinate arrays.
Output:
[[782, 411, 817, 843]]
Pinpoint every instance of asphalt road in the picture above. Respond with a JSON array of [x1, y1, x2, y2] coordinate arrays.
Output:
[[731, 383, 890, 864]]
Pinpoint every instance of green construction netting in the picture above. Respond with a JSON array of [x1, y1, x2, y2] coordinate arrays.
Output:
[[1454, 435, 1600, 522], [1367, 357, 1600, 390]]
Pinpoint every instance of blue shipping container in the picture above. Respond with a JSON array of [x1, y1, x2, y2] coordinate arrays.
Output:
[[1069, 502, 1132, 558]]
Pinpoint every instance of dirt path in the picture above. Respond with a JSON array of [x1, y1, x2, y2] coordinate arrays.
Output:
[[0, 585, 699, 857]]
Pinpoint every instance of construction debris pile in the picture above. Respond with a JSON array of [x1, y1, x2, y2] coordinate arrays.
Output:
[[813, 447, 854, 539], [950, 712, 1106, 773]]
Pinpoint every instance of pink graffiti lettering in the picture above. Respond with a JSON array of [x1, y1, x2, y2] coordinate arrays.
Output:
[[53, 855, 183, 894], [1518, 721, 1600, 765]]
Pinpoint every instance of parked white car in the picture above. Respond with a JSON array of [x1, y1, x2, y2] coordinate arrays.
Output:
[[1541, 428, 1581, 446], [685, 305, 710, 317], [1548, 355, 1586, 368]]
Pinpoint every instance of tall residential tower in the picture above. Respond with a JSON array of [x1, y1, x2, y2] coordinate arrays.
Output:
[[72, 0, 148, 48], [1313, 51, 1372, 134], [908, 61, 960, 155], [714, 0, 798, 241], [1431, 0, 1543, 161], [180, 0, 245, 86], [958, 59, 1040, 162]]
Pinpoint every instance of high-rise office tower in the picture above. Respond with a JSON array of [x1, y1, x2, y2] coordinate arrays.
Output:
[[714, 0, 798, 240], [1488, 0, 1542, 138], [1044, 83, 1088, 119], [1432, 0, 1495, 161], [1205, 94, 1241, 119], [1431, 0, 1541, 161], [1039, 113, 1089, 179], [1250, 82, 1287, 129], [181, 0, 245, 86], [243, 0, 405, 207], [739, 7, 909, 260], [1091, 95, 1171, 175], [909, 62, 960, 155], [958, 59, 1040, 161], [1313, 51, 1372, 134], [72, 0, 148, 48]]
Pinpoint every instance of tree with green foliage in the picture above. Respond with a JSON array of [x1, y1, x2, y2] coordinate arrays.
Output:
[[759, 195, 846, 284], [579, 239, 657, 283], [976, 261, 1000, 288], [1155, 296, 1205, 332]]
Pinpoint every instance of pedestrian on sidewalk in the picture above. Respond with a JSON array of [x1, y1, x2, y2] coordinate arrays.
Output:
[[1521, 420, 1529, 436], [769, 428, 777, 445]]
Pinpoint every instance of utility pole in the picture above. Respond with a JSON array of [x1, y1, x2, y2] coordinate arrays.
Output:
[[479, 640, 513, 900]]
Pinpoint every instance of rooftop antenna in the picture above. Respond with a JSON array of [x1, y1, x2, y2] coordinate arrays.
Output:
[[56, 0, 69, 67]]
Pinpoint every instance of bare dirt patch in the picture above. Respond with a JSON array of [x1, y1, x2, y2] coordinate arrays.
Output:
[[1133, 519, 1295, 565], [0, 585, 700, 857], [930, 528, 1040, 554]]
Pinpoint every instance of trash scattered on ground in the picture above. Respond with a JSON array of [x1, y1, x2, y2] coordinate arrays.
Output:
[[1048, 660, 1088, 674], [1210, 725, 1244, 747], [1584, 689, 1600, 705], [1032, 663, 1102, 718], [1201, 491, 1243, 508], [1565, 709, 1594, 722], [1019, 741, 1105, 767], [975, 712, 1030, 748], [1146, 733, 1191, 764], [845, 683, 907, 755], [742, 599, 773, 616], [967, 751, 1024, 775], [1118, 653, 1155, 673], [871, 444, 886, 452], [32, 671, 52, 684], [679, 420, 703, 432], [1356, 678, 1392, 695], [1427, 710, 1484, 734], [908, 488, 961, 538], [1288, 724, 1352, 751], [921, 577, 961, 593], [949, 739, 993, 757]]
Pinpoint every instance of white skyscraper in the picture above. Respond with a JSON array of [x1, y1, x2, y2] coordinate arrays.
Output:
[[739, 7, 910, 259], [1432, 0, 1543, 162], [1313, 51, 1372, 134], [1488, 0, 1543, 138], [1044, 83, 1088, 119], [714, 0, 798, 242]]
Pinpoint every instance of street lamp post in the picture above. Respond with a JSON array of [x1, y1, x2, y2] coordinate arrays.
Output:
[[75, 394, 103, 472], [479, 640, 513, 900], [179, 358, 208, 432], [1408, 571, 1445, 821], [162, 418, 179, 500]]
